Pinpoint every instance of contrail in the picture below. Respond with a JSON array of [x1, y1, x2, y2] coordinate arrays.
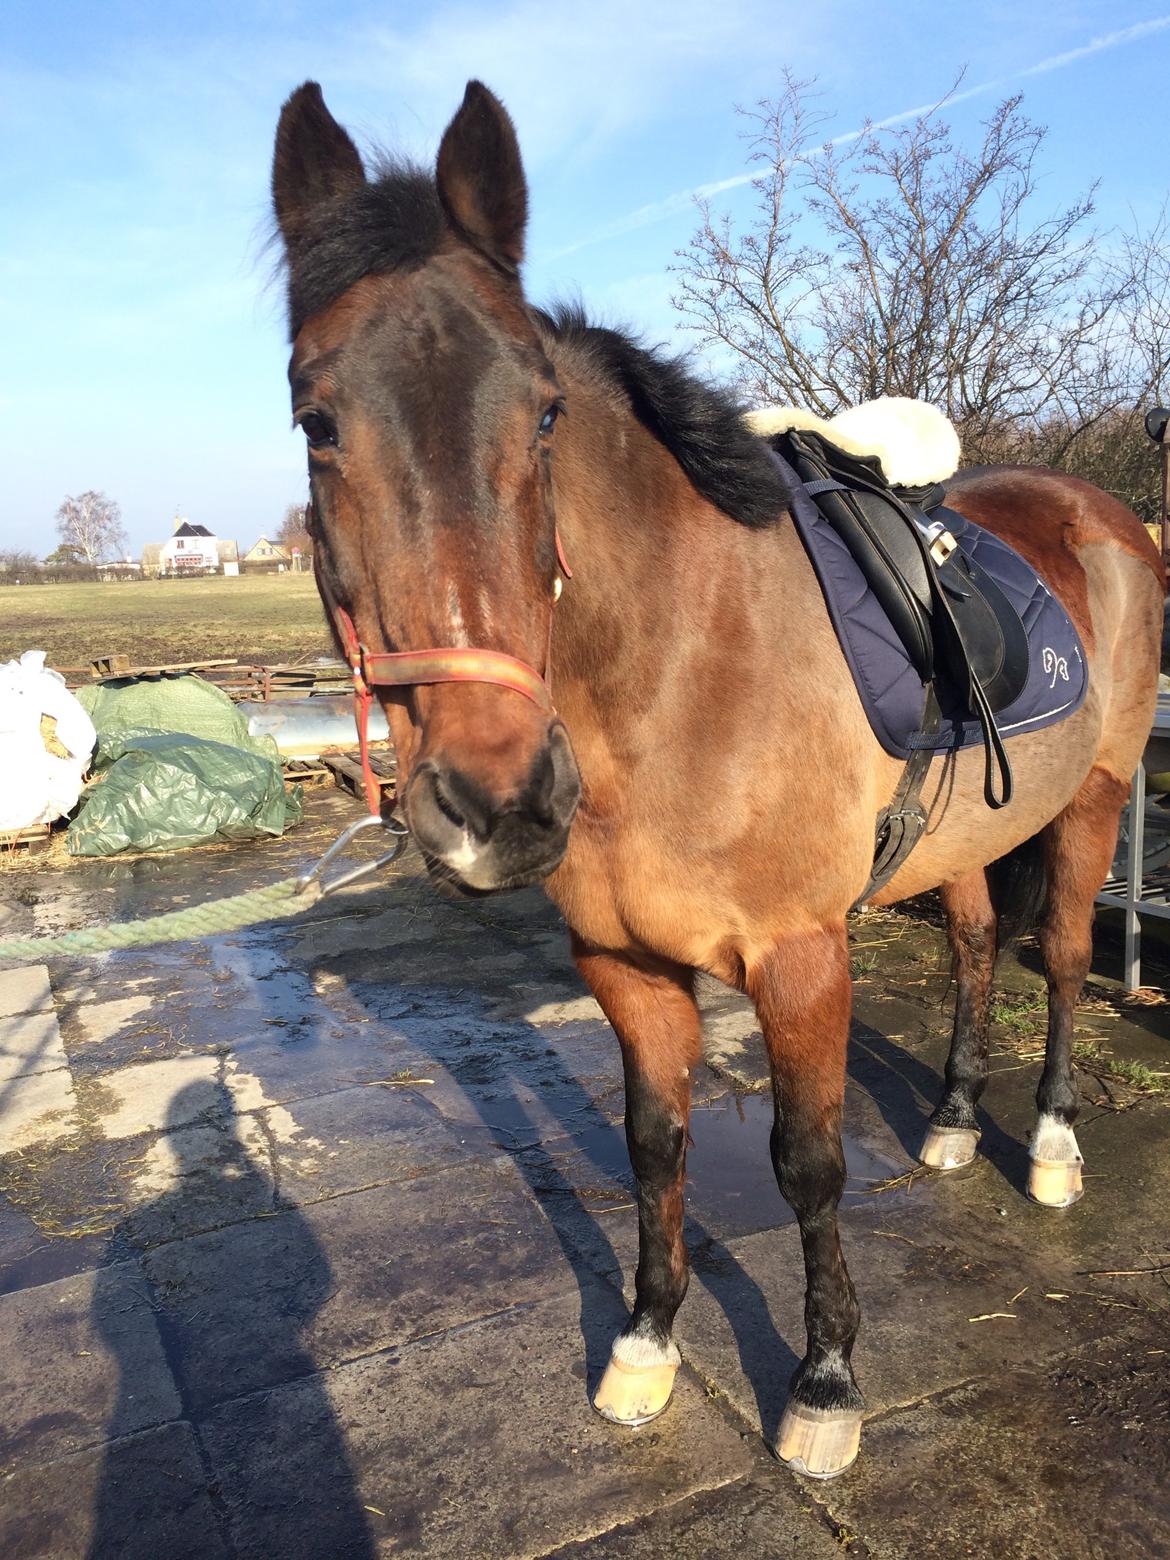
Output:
[[546, 16, 1170, 260]]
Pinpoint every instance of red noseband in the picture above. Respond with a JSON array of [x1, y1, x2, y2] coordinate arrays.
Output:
[[318, 533, 571, 816]]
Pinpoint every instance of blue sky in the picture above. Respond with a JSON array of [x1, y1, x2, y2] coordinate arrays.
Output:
[[3, 1, 1169, 557]]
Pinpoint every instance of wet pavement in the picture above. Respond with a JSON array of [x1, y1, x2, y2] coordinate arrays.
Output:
[[1, 788, 1168, 1558]]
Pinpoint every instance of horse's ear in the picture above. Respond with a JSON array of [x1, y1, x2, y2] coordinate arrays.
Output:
[[272, 82, 366, 245], [436, 81, 527, 272]]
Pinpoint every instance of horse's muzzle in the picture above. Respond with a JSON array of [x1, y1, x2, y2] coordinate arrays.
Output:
[[406, 721, 581, 892]]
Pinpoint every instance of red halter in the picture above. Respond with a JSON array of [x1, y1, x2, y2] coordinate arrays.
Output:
[[317, 531, 572, 815]]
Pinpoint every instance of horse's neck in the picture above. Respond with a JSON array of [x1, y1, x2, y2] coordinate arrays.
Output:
[[544, 381, 871, 936], [550, 391, 809, 717]]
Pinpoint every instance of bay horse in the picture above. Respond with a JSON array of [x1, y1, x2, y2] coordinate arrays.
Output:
[[270, 80, 1165, 1477]]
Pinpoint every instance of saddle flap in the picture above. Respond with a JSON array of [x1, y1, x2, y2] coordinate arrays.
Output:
[[777, 430, 1029, 715], [781, 433, 934, 680], [930, 520, 1029, 711]]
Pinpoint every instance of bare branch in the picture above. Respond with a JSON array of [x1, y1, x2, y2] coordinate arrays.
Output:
[[55, 492, 126, 566]]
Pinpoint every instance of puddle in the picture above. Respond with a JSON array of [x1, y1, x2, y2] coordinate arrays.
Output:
[[686, 1093, 902, 1238], [509, 1092, 905, 1246]]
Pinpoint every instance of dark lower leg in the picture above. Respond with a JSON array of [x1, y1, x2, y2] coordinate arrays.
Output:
[[930, 871, 998, 1133], [573, 941, 699, 1356], [1037, 768, 1129, 1140], [750, 925, 862, 1421]]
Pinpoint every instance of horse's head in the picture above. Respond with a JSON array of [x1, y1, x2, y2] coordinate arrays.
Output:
[[272, 81, 581, 893]]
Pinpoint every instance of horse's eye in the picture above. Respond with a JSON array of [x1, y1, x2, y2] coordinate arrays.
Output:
[[538, 403, 562, 437], [299, 412, 337, 450]]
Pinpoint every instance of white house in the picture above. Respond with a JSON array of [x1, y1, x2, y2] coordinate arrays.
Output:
[[144, 520, 239, 577]]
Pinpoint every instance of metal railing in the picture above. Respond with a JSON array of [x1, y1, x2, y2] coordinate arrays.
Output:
[[1096, 696, 1170, 990]]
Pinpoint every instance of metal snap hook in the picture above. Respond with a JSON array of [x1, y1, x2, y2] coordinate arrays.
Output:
[[294, 814, 410, 898]]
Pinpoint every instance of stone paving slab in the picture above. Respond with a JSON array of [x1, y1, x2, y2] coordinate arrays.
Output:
[[0, 1191, 111, 1297], [0, 965, 53, 1019], [119, 1113, 276, 1249], [93, 1053, 223, 1139], [0, 1067, 77, 1153], [259, 1080, 495, 1204], [70, 994, 155, 1047], [0, 1260, 179, 1469], [199, 1285, 754, 1560], [675, 1206, 1104, 1446], [538, 1472, 844, 1558], [864, 1091, 1170, 1280], [0, 1012, 65, 1082], [821, 1328, 1170, 1559], [144, 1158, 583, 1412], [216, 1031, 415, 1111], [0, 1421, 228, 1560]]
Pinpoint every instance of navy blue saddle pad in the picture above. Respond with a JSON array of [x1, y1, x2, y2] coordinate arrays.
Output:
[[779, 455, 1088, 760]]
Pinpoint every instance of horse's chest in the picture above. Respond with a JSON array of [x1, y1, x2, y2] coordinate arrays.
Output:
[[548, 818, 768, 979]]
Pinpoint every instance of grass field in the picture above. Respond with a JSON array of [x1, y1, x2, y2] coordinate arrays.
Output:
[[0, 576, 333, 668]]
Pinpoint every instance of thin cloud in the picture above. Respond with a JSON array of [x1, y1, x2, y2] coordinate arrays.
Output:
[[548, 15, 1170, 259]]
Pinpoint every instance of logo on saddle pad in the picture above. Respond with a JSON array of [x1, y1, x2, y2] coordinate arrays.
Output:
[[1043, 647, 1070, 688]]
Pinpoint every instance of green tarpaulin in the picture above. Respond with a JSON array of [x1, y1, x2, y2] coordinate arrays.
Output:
[[76, 675, 256, 750], [67, 676, 302, 856]]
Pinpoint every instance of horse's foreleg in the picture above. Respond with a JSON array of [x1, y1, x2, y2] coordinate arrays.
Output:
[[749, 925, 863, 1479], [573, 940, 700, 1426], [1031, 766, 1129, 1207], [920, 870, 998, 1170]]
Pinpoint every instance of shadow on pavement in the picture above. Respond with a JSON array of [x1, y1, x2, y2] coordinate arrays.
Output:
[[87, 1079, 375, 1560], [319, 885, 802, 1442]]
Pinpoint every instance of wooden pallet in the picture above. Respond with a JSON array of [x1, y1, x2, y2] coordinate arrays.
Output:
[[0, 823, 52, 852], [55, 666, 93, 689], [56, 657, 352, 702], [323, 750, 398, 801], [257, 662, 351, 699], [89, 654, 240, 680], [281, 758, 333, 788]]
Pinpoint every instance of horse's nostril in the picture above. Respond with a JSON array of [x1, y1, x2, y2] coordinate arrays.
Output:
[[430, 766, 494, 840], [432, 779, 467, 831], [527, 745, 558, 824], [546, 721, 582, 828]]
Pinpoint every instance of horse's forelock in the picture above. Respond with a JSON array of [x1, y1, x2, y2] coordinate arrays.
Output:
[[282, 165, 446, 339]]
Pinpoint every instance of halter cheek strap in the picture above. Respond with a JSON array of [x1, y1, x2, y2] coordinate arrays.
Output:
[[317, 532, 570, 816]]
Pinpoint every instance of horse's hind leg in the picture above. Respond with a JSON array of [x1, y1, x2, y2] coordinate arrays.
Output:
[[919, 871, 998, 1170], [573, 941, 700, 1425], [749, 923, 864, 1478], [1029, 765, 1130, 1208]]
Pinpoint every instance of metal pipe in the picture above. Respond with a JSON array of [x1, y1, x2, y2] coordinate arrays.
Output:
[[245, 695, 389, 758]]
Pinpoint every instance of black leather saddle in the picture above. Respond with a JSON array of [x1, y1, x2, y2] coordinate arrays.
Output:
[[774, 428, 1031, 897]]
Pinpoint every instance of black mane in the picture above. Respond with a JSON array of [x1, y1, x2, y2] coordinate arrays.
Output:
[[538, 305, 790, 528], [282, 161, 444, 337], [281, 171, 790, 529]]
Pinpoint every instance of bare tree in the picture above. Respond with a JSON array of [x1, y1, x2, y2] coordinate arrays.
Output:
[[276, 501, 313, 560], [0, 549, 40, 583], [1106, 203, 1170, 411], [55, 491, 127, 566], [672, 79, 1134, 456]]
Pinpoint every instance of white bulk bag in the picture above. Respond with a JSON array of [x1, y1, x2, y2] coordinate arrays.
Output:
[[0, 651, 96, 830]]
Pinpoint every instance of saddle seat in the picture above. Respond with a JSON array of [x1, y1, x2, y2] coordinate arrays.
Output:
[[745, 395, 962, 489], [746, 398, 1028, 716], [747, 396, 1041, 900]]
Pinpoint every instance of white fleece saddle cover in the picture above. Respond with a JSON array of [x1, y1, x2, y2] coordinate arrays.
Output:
[[744, 396, 961, 489]]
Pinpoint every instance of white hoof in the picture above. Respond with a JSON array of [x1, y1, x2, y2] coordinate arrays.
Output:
[[919, 1125, 980, 1170], [1027, 1159, 1083, 1208], [775, 1402, 862, 1479], [592, 1334, 680, 1426], [1028, 1115, 1083, 1208]]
